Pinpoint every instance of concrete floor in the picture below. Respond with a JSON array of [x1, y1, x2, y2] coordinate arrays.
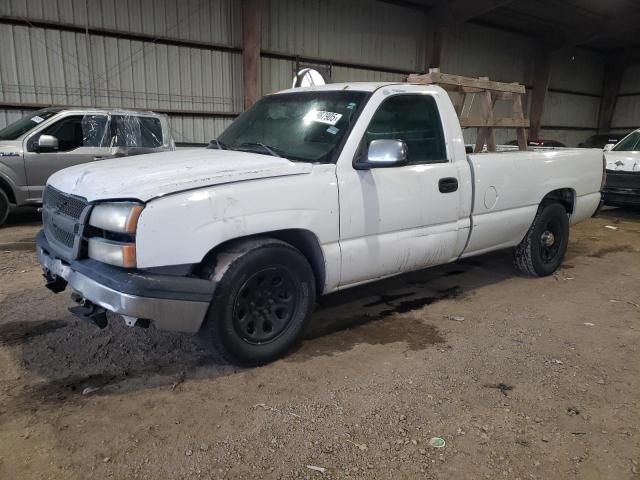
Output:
[[0, 207, 639, 479]]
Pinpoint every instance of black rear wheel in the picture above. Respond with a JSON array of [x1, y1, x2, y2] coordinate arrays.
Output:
[[513, 202, 570, 277], [201, 239, 316, 366]]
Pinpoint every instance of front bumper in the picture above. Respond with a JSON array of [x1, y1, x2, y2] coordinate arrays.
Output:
[[36, 231, 213, 332], [603, 170, 640, 207]]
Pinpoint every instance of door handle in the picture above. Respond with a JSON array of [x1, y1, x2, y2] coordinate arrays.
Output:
[[93, 156, 106, 161], [439, 177, 458, 193]]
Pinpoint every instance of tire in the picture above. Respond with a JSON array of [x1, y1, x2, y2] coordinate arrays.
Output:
[[513, 202, 570, 277], [0, 189, 10, 227], [201, 239, 316, 366]]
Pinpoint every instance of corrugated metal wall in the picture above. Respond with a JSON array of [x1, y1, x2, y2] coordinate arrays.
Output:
[[0, 0, 614, 146], [443, 23, 534, 85], [542, 49, 603, 147], [0, 25, 243, 110], [442, 23, 605, 146], [612, 64, 640, 132], [0, 109, 34, 128], [261, 58, 406, 97], [0, 0, 243, 143], [260, 0, 420, 96], [443, 23, 531, 145], [262, 0, 423, 72], [0, 0, 421, 143], [0, 0, 241, 45]]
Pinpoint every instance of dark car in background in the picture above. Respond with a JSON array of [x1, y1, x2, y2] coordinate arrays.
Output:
[[578, 132, 630, 149], [505, 139, 566, 148]]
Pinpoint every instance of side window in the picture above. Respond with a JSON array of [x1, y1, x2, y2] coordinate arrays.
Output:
[[109, 115, 140, 147], [108, 115, 163, 148], [40, 116, 85, 152], [364, 94, 446, 164], [38, 114, 108, 152], [82, 115, 109, 147], [139, 117, 163, 147]]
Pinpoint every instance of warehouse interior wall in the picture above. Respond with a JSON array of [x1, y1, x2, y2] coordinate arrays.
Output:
[[0, 0, 635, 146], [442, 23, 606, 146], [612, 64, 640, 134], [0, 0, 244, 144]]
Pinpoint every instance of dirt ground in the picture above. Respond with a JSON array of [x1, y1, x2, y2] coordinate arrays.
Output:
[[0, 207, 638, 480]]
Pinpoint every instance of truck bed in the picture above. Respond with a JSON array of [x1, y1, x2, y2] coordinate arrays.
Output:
[[462, 148, 603, 257]]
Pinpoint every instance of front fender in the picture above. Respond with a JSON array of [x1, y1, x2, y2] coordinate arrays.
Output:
[[135, 166, 341, 288], [0, 166, 21, 204]]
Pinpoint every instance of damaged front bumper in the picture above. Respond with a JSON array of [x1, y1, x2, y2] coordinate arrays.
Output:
[[603, 170, 640, 207], [36, 231, 213, 332]]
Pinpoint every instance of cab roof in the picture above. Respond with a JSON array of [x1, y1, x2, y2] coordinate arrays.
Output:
[[275, 82, 403, 95], [36, 106, 164, 117]]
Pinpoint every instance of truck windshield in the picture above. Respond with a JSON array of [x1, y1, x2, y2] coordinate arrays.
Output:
[[217, 90, 369, 163], [0, 110, 59, 140], [613, 131, 640, 152]]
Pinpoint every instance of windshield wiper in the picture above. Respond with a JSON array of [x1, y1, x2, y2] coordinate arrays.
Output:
[[235, 142, 283, 158], [207, 139, 228, 150]]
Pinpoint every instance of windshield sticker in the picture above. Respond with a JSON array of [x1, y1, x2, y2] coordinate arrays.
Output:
[[304, 109, 343, 126], [31, 115, 45, 123], [326, 126, 339, 135]]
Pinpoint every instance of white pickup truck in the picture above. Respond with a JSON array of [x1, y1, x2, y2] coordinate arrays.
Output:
[[603, 128, 640, 207], [36, 82, 604, 365]]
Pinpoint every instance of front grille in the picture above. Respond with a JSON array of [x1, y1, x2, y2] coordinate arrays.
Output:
[[604, 170, 640, 190], [42, 186, 89, 258], [43, 186, 88, 219], [49, 222, 75, 248], [604, 192, 640, 206]]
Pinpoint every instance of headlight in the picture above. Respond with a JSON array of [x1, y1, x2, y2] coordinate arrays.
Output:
[[88, 238, 137, 268], [88, 202, 143, 268], [89, 202, 144, 234]]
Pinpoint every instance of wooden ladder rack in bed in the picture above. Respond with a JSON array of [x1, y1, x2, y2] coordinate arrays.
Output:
[[407, 68, 529, 153]]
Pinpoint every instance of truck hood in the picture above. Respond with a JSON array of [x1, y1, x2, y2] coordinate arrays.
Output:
[[47, 149, 313, 202], [605, 151, 640, 172]]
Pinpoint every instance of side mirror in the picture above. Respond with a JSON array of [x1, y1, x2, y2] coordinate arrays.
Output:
[[355, 139, 408, 170], [37, 135, 59, 152], [603, 143, 615, 152]]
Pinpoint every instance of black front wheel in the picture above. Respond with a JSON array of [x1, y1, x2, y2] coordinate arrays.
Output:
[[0, 189, 9, 227], [201, 239, 316, 366], [513, 202, 570, 277]]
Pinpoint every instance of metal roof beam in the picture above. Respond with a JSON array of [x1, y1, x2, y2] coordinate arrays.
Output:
[[597, 57, 628, 134], [429, 0, 515, 25], [529, 44, 552, 140], [241, 0, 262, 110], [423, 0, 515, 69], [548, 8, 640, 51]]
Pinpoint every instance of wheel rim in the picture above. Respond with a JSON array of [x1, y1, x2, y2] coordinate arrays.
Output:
[[232, 266, 298, 344], [540, 217, 562, 263]]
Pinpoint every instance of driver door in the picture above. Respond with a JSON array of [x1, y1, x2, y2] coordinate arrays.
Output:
[[336, 91, 464, 287], [23, 114, 111, 200]]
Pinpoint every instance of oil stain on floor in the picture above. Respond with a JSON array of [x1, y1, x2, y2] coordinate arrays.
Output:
[[294, 285, 462, 360]]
